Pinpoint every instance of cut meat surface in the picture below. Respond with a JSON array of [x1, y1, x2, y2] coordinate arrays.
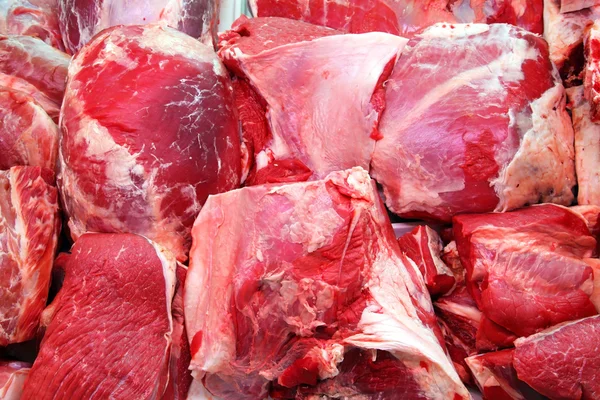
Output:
[[249, 0, 543, 37], [58, 0, 219, 54], [567, 86, 600, 205], [21, 233, 177, 400], [0, 86, 59, 170], [584, 20, 600, 122], [184, 167, 469, 400], [0, 0, 63, 50], [544, 0, 600, 86], [371, 23, 575, 221], [562, 0, 598, 12], [219, 17, 406, 184], [397, 225, 455, 297], [0, 361, 29, 400], [513, 315, 600, 400], [0, 166, 59, 346], [454, 204, 598, 348], [59, 24, 242, 261], [0, 34, 69, 121]]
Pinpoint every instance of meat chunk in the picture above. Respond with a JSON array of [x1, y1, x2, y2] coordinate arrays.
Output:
[[567, 86, 600, 205], [249, 0, 543, 37], [59, 24, 242, 261], [0, 166, 60, 346], [454, 204, 598, 349], [0, 87, 58, 170], [58, 0, 219, 54], [544, 0, 600, 86], [561, 0, 598, 12], [0, 0, 63, 50], [184, 167, 469, 400], [513, 315, 600, 400], [371, 23, 575, 221], [0, 361, 29, 399], [0, 34, 69, 121], [584, 20, 600, 121], [219, 17, 406, 184], [21, 233, 177, 399], [397, 225, 455, 296]]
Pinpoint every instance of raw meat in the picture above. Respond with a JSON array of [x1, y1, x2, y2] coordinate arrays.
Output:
[[371, 23, 576, 221], [0, 34, 69, 121], [584, 20, 600, 121], [397, 225, 455, 296], [0, 361, 29, 400], [58, 0, 219, 54], [219, 17, 406, 184], [249, 0, 543, 37], [0, 166, 60, 346], [466, 350, 545, 400], [562, 0, 598, 12], [21, 233, 177, 399], [184, 167, 469, 400], [454, 204, 598, 349], [544, 0, 600, 86], [567, 86, 600, 205], [59, 24, 242, 261], [513, 315, 600, 400], [0, 0, 63, 50], [0, 87, 59, 170]]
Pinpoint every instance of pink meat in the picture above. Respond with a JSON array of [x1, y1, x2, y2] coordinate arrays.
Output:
[[0, 361, 30, 399], [561, 0, 598, 12], [397, 225, 456, 297], [0, 0, 63, 50], [454, 204, 598, 347], [218, 16, 406, 184], [0, 34, 69, 121], [58, 0, 219, 54], [0, 166, 60, 346], [568, 86, 600, 206], [0, 87, 58, 170], [372, 23, 575, 221], [59, 24, 242, 262], [513, 315, 600, 400], [184, 167, 469, 400], [249, 0, 543, 37], [584, 20, 600, 121], [21, 233, 177, 399]]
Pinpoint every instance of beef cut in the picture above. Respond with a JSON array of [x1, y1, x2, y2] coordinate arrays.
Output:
[[0, 0, 63, 50], [0, 34, 69, 121], [454, 204, 598, 349], [513, 315, 600, 400], [0, 166, 60, 346], [184, 167, 469, 400], [567, 86, 600, 205], [397, 225, 455, 297], [0, 361, 29, 399], [21, 233, 177, 399], [59, 24, 242, 261], [219, 17, 406, 184], [58, 0, 219, 54], [561, 0, 598, 12], [584, 20, 600, 121], [544, 0, 600, 86], [371, 23, 575, 221], [249, 0, 543, 37]]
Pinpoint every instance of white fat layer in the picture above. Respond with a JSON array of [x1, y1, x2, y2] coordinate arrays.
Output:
[[419, 23, 490, 38], [186, 379, 224, 400], [0, 367, 30, 400], [435, 301, 482, 323], [493, 83, 576, 211]]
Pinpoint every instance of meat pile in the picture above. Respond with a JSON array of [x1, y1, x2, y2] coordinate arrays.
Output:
[[1, 0, 600, 399]]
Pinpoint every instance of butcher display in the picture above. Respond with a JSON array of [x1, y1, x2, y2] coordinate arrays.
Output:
[[58, 23, 242, 261], [0, 361, 29, 399], [0, 166, 60, 346], [219, 17, 406, 184], [0, 0, 63, 50], [0, 34, 70, 121], [21, 233, 178, 399], [184, 167, 469, 399], [567, 86, 600, 205], [544, 0, 600, 86], [454, 204, 599, 349], [58, 0, 220, 53], [371, 23, 575, 221], [249, 0, 543, 37]]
